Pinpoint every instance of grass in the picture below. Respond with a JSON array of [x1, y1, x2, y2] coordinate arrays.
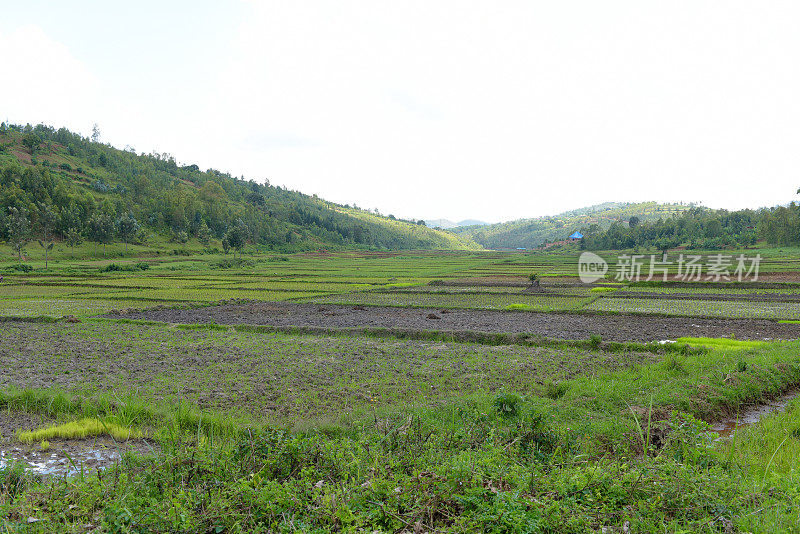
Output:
[[586, 296, 800, 319], [0, 333, 798, 531], [17, 417, 142, 443], [675, 336, 768, 350], [309, 290, 590, 311], [589, 286, 618, 293]]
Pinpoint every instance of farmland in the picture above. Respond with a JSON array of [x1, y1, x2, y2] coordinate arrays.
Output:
[[2, 246, 800, 531]]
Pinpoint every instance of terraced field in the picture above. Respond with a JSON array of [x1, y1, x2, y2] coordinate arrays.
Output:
[[4, 249, 800, 321], [2, 248, 800, 531]]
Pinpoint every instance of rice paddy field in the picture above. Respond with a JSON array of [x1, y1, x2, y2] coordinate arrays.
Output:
[[2, 246, 800, 532]]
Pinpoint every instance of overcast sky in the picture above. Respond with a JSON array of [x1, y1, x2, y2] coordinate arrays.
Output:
[[2, 1, 799, 223]]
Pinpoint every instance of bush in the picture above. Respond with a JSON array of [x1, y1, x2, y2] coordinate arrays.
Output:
[[100, 262, 149, 273], [493, 392, 522, 419], [9, 264, 34, 272], [589, 334, 602, 349], [544, 381, 568, 400]]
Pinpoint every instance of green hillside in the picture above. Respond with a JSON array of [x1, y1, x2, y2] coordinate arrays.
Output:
[[0, 123, 479, 254], [455, 201, 694, 249]]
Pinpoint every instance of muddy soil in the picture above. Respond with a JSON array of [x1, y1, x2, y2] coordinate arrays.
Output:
[[711, 390, 800, 439], [0, 411, 154, 477], [109, 301, 799, 342]]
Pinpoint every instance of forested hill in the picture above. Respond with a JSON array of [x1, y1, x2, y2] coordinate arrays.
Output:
[[454, 202, 693, 249], [0, 123, 480, 252]]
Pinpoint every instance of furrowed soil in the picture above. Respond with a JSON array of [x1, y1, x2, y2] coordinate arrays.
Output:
[[111, 301, 800, 342], [0, 322, 659, 422]]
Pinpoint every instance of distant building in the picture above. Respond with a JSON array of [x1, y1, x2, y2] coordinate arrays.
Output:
[[568, 231, 584, 241]]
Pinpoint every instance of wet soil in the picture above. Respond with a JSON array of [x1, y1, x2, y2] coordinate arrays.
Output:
[[0, 411, 154, 477], [110, 301, 800, 342], [711, 390, 800, 439]]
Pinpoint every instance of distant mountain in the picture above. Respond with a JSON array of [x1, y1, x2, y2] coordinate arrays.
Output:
[[453, 202, 696, 249], [0, 122, 480, 252], [425, 219, 490, 229], [456, 219, 490, 227]]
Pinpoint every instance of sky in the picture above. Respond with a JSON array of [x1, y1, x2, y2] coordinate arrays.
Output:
[[2, 1, 800, 224]]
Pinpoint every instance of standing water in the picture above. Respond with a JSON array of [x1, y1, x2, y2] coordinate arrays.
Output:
[[711, 389, 799, 439]]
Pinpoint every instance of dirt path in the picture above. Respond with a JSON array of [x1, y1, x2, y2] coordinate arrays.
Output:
[[109, 302, 799, 342]]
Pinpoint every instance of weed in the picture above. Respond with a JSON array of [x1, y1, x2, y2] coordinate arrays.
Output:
[[663, 353, 686, 373], [544, 380, 568, 399], [493, 392, 522, 419]]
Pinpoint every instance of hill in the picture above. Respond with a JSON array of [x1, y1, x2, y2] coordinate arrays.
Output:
[[0, 123, 479, 253], [454, 202, 695, 249]]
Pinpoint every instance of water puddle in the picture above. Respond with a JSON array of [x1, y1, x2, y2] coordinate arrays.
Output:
[[0, 411, 156, 478], [0, 446, 123, 477], [711, 389, 799, 440]]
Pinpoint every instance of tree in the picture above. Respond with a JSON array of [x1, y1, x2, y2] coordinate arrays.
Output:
[[223, 220, 249, 258], [116, 212, 140, 253], [88, 214, 114, 256], [91, 123, 101, 143], [629, 216, 640, 228], [65, 227, 83, 258], [197, 220, 212, 246], [38, 240, 54, 268], [36, 203, 56, 268], [6, 207, 31, 262], [21, 133, 42, 155]]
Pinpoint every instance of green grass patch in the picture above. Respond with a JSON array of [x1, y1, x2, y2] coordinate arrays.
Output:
[[17, 417, 142, 443], [590, 286, 618, 293], [675, 337, 768, 350]]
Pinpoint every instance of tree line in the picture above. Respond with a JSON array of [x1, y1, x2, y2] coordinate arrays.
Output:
[[577, 204, 800, 251]]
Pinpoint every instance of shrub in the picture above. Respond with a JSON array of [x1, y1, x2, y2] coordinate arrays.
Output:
[[100, 262, 149, 273], [493, 392, 522, 419], [589, 334, 602, 349], [544, 380, 568, 400]]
